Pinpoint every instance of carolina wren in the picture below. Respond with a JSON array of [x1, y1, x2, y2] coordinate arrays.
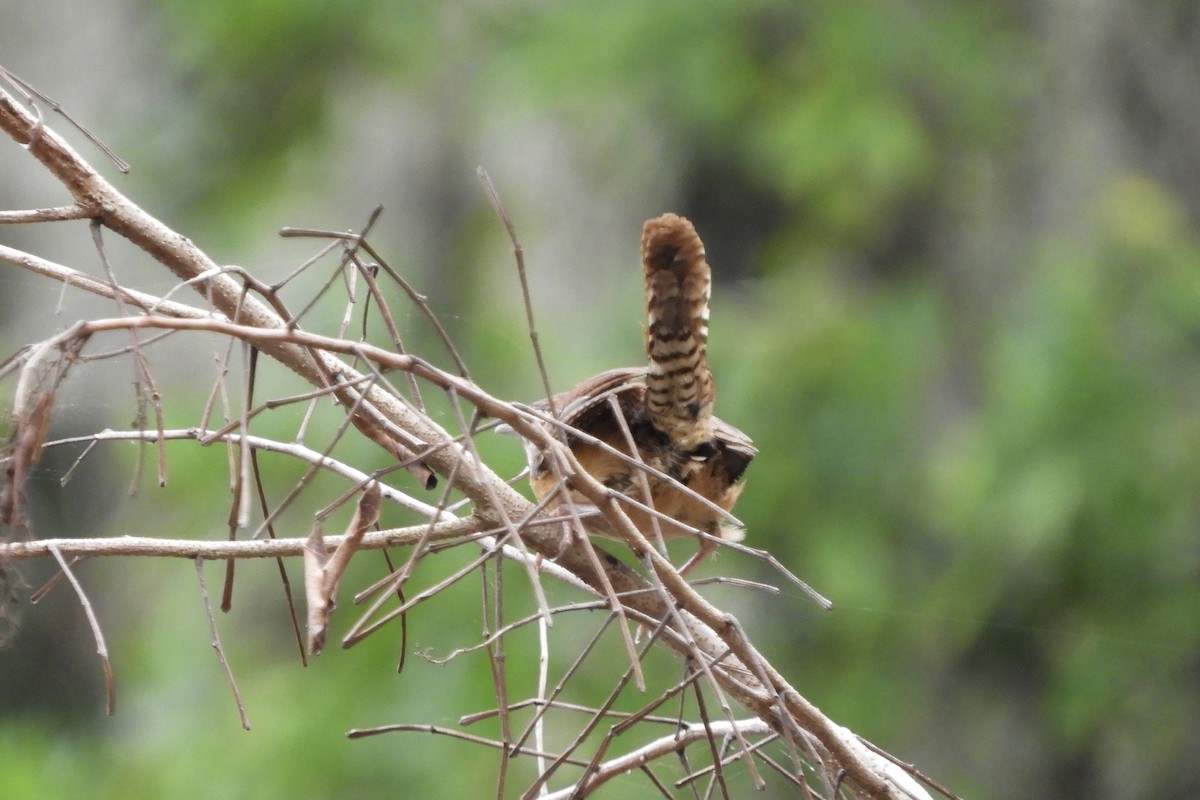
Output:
[[525, 213, 755, 573]]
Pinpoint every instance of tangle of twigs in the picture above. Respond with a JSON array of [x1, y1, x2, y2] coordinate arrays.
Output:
[[0, 72, 949, 800]]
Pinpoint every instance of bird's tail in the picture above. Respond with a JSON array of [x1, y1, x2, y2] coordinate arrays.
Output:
[[641, 213, 715, 450]]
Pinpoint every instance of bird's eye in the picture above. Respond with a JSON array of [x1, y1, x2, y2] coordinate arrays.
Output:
[[689, 441, 716, 461]]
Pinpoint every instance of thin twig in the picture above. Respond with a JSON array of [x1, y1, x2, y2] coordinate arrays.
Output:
[[463, 695, 685, 729], [445, 386, 552, 626], [510, 613, 619, 760], [483, 545, 511, 800], [0, 243, 223, 322], [194, 558, 251, 729], [46, 543, 115, 715], [0, 204, 97, 223], [36, 427, 444, 520], [476, 166, 557, 415], [249, 444, 308, 664], [28, 555, 79, 603], [524, 622, 668, 798], [349, 456, 464, 609], [349, 249, 427, 409], [342, 543, 496, 647], [687, 661, 734, 798], [858, 738, 962, 800], [0, 65, 131, 171], [534, 611, 550, 789], [344, 724, 590, 769], [2, 517, 487, 560], [433, 601, 610, 666], [540, 720, 776, 800]]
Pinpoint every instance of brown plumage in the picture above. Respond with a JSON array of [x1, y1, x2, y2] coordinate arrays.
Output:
[[526, 214, 755, 572]]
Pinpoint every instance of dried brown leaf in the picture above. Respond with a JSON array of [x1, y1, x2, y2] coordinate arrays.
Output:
[[303, 483, 381, 656], [303, 524, 330, 655], [2, 392, 55, 527]]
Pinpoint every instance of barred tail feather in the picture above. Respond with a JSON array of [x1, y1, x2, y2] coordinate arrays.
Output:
[[641, 213, 715, 450]]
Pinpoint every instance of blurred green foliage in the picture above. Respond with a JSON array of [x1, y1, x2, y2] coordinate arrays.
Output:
[[3, 1, 1200, 799]]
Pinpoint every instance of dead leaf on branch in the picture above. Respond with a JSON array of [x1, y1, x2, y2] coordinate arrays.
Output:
[[304, 481, 382, 655], [2, 337, 82, 528], [1, 391, 54, 528]]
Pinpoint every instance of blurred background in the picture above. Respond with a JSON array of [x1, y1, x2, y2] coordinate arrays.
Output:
[[2, 1, 1200, 798]]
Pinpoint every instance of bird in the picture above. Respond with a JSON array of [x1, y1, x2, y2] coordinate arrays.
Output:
[[523, 213, 756, 574]]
